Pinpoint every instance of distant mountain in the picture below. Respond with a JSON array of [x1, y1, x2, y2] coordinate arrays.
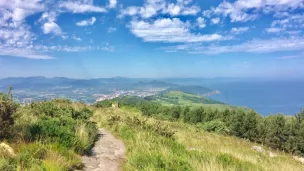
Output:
[[0, 77, 216, 98], [134, 80, 177, 88], [0, 77, 139, 90]]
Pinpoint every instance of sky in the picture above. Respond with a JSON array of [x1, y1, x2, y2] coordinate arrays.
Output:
[[1, 0, 304, 79]]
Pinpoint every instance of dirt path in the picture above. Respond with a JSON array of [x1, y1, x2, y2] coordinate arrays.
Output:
[[82, 129, 125, 171]]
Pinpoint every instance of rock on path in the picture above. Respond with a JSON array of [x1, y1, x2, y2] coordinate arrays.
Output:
[[82, 129, 126, 171]]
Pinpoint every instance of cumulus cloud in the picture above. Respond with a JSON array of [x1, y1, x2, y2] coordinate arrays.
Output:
[[211, 17, 220, 24], [271, 14, 304, 29], [59, 0, 107, 13], [129, 18, 227, 43], [108, 0, 117, 9], [0, 0, 115, 59], [203, 0, 304, 22], [76, 17, 96, 26], [0, 0, 52, 59], [163, 37, 304, 54], [196, 17, 206, 28], [39, 12, 62, 35], [231, 27, 249, 34], [119, 0, 200, 18], [42, 22, 62, 35]]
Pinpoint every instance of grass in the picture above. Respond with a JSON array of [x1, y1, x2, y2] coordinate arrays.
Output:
[[0, 100, 97, 170], [92, 106, 304, 171], [150, 91, 242, 110]]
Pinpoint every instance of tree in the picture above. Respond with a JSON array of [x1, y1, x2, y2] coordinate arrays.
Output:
[[264, 114, 287, 150]]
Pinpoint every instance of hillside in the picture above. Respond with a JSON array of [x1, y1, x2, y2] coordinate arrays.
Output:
[[166, 85, 213, 95], [2, 90, 304, 171], [92, 107, 304, 171], [148, 90, 223, 105], [143, 90, 238, 110]]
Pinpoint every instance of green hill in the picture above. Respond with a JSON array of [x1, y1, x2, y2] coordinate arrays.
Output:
[[2, 90, 304, 171], [166, 85, 213, 95], [144, 90, 239, 110], [147, 90, 223, 105], [92, 107, 304, 171]]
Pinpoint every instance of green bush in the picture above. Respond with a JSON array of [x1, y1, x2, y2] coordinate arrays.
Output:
[[0, 88, 18, 139], [29, 116, 97, 155], [199, 120, 230, 134], [0, 158, 16, 171]]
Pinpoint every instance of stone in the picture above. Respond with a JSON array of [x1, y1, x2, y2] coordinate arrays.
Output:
[[252, 146, 264, 153]]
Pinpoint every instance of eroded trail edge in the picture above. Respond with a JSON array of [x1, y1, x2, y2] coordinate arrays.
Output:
[[82, 129, 125, 171]]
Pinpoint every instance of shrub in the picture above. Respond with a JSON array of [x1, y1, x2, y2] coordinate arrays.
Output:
[[199, 120, 230, 134], [0, 87, 18, 139], [29, 116, 97, 155]]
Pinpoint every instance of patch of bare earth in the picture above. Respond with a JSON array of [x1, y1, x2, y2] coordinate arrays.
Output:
[[82, 129, 125, 171]]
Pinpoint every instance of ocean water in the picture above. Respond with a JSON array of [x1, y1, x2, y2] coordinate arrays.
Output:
[[205, 80, 304, 116]]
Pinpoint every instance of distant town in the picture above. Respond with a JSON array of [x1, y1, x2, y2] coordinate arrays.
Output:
[[12, 88, 166, 105]]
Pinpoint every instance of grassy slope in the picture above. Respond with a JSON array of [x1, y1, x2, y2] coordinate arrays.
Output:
[[150, 91, 236, 110], [0, 101, 97, 171], [92, 107, 304, 171]]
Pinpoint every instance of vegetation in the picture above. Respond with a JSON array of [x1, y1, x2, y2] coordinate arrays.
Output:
[[0, 90, 98, 170], [1, 88, 304, 170], [92, 107, 304, 171], [0, 87, 17, 139], [146, 91, 225, 106], [96, 96, 304, 157], [166, 85, 213, 95]]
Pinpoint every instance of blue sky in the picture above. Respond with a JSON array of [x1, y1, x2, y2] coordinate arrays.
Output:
[[1, 0, 304, 78]]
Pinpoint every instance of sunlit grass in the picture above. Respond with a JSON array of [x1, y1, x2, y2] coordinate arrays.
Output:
[[92, 107, 304, 171]]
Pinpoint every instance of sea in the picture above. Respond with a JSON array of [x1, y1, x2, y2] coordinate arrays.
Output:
[[203, 80, 304, 116]]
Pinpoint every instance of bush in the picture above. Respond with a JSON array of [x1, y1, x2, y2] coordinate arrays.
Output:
[[29, 116, 97, 155], [198, 120, 230, 134], [0, 88, 18, 139]]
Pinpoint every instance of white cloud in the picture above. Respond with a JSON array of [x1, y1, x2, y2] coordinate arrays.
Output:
[[163, 37, 304, 54], [0, 0, 44, 27], [272, 14, 304, 29], [0, 47, 55, 59], [129, 18, 227, 43], [265, 27, 284, 33], [197, 17, 206, 28], [119, 0, 200, 18], [211, 17, 220, 24], [76, 17, 96, 26], [108, 0, 117, 9], [0, 0, 44, 49], [59, 1, 107, 13], [108, 27, 116, 33], [278, 55, 301, 59], [42, 22, 62, 35], [0, 1, 57, 59], [72, 35, 81, 41], [231, 27, 249, 34], [39, 12, 62, 35], [0, 26, 33, 47], [40, 11, 57, 22], [203, 0, 304, 22], [34, 44, 114, 52], [164, 2, 200, 16]]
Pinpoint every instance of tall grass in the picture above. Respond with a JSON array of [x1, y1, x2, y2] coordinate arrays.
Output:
[[93, 107, 304, 171], [0, 100, 97, 170]]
